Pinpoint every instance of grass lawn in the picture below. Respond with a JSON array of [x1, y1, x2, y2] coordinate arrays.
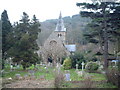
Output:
[[1, 65, 118, 88]]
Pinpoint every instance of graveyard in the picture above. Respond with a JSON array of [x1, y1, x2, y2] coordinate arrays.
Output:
[[1, 62, 118, 88], [1, 0, 120, 89]]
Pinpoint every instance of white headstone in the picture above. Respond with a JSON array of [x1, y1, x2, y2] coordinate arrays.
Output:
[[10, 65, 13, 70], [40, 62, 42, 65], [56, 63, 59, 68], [76, 64, 78, 71], [57, 65, 61, 73], [44, 67, 47, 69], [17, 65, 20, 69], [48, 62, 51, 67], [81, 62, 85, 71]]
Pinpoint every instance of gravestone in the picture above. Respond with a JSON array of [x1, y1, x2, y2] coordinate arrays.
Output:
[[24, 74, 28, 78], [50, 63, 53, 67], [28, 70, 35, 76], [44, 66, 48, 70], [40, 62, 43, 66], [15, 74, 22, 80], [56, 63, 59, 68], [96, 61, 101, 65], [76, 64, 78, 71], [65, 73, 70, 81], [48, 62, 51, 67], [77, 71, 86, 77], [17, 65, 20, 69], [10, 65, 13, 70], [99, 65, 103, 71], [65, 71, 70, 81], [56, 64, 61, 74], [81, 62, 85, 71]]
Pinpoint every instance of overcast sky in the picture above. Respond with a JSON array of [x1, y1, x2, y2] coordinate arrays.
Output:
[[0, 0, 91, 23]]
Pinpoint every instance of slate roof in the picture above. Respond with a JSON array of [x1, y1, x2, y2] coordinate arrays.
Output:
[[65, 45, 76, 52]]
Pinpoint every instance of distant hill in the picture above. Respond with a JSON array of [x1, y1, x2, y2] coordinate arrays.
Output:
[[37, 14, 91, 46]]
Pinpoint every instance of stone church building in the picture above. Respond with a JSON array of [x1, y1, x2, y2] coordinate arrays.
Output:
[[39, 12, 76, 66]]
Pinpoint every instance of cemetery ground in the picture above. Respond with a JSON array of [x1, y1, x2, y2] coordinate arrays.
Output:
[[1, 64, 118, 88]]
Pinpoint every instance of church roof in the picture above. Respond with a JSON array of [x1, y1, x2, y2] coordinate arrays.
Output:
[[55, 12, 66, 32], [65, 44, 76, 52]]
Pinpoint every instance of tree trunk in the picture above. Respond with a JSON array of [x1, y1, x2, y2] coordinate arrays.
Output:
[[103, 37, 109, 70], [103, 2, 109, 70]]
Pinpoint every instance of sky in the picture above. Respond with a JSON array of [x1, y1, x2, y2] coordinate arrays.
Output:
[[0, 0, 90, 24]]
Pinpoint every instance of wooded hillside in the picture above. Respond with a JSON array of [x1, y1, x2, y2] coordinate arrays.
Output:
[[37, 14, 91, 46]]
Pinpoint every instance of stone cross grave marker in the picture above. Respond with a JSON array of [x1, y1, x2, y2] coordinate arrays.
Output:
[[81, 62, 85, 71]]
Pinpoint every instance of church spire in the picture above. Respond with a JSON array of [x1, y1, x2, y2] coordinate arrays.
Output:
[[55, 12, 66, 32], [59, 11, 62, 19]]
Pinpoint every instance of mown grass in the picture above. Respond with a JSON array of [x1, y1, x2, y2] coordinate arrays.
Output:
[[2, 65, 117, 88], [2, 66, 106, 81], [89, 73, 106, 81]]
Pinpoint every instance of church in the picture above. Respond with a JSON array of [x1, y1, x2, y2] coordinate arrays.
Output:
[[40, 12, 76, 66]]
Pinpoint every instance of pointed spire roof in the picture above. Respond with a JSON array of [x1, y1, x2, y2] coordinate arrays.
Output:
[[55, 12, 66, 32], [59, 11, 62, 19]]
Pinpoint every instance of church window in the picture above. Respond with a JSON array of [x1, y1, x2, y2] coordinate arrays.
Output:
[[49, 40, 57, 46], [58, 34, 62, 37]]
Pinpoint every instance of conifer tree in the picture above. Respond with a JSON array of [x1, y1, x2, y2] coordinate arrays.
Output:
[[77, 0, 120, 70], [8, 12, 41, 69], [1, 10, 12, 69]]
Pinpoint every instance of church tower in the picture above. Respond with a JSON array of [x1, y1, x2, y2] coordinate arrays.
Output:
[[54, 12, 66, 44]]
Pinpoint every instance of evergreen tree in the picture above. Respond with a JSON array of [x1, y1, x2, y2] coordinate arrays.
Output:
[[1, 10, 12, 69], [77, 0, 120, 69], [8, 12, 41, 69]]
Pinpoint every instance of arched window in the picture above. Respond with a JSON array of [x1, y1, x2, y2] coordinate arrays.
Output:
[[49, 40, 57, 46]]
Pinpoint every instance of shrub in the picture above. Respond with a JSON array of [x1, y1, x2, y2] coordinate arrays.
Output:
[[70, 52, 85, 69], [27, 64, 35, 70], [85, 61, 99, 73], [54, 70, 65, 88], [81, 77, 95, 88], [106, 68, 119, 87], [63, 57, 72, 70]]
